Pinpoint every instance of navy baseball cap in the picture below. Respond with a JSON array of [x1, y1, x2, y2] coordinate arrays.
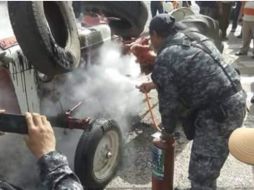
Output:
[[149, 14, 176, 36]]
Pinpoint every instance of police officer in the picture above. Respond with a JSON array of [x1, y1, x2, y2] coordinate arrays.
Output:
[[0, 110, 83, 190], [137, 14, 246, 189]]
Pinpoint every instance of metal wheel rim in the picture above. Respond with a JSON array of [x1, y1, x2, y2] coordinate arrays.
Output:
[[93, 130, 120, 180]]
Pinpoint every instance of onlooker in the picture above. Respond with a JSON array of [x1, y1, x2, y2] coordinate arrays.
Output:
[[218, 2, 233, 40], [0, 110, 84, 190], [72, 2, 84, 19], [231, 1, 242, 33], [197, 1, 232, 40], [196, 1, 219, 20], [150, 1, 163, 17], [229, 127, 254, 165], [235, 1, 254, 58]]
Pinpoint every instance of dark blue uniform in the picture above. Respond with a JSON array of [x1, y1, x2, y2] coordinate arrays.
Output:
[[0, 151, 83, 190], [151, 31, 246, 189], [38, 151, 83, 190]]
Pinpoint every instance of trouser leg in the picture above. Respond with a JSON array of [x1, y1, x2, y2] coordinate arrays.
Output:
[[150, 2, 157, 17], [232, 2, 241, 30], [157, 2, 163, 14], [240, 21, 252, 53], [189, 127, 229, 190], [72, 2, 82, 18], [219, 3, 231, 38], [189, 150, 228, 190], [200, 7, 218, 20], [189, 93, 246, 190]]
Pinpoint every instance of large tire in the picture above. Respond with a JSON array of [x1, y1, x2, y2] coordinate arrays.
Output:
[[74, 119, 122, 189], [181, 14, 224, 52], [169, 8, 223, 52], [170, 7, 195, 22], [8, 1, 80, 76], [77, 1, 148, 38]]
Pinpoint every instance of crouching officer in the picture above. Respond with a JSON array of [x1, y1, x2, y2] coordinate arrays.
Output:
[[137, 14, 246, 189]]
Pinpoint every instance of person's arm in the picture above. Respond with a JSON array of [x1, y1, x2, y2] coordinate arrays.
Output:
[[151, 56, 179, 134], [24, 113, 83, 190], [38, 151, 84, 190]]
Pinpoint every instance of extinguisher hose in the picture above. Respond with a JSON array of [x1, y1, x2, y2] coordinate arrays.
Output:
[[144, 92, 161, 132]]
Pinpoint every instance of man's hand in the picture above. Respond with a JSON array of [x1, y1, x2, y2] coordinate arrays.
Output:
[[25, 112, 56, 159], [137, 82, 156, 93]]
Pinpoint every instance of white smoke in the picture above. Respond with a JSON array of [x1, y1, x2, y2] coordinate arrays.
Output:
[[50, 41, 145, 171], [0, 41, 144, 189], [42, 41, 143, 134]]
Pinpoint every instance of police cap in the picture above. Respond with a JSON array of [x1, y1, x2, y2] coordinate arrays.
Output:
[[149, 14, 176, 37]]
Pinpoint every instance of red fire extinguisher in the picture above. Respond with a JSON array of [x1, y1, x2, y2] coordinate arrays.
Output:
[[144, 92, 175, 190], [152, 133, 175, 190]]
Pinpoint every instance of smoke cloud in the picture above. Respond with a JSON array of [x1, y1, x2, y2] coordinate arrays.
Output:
[[0, 41, 144, 189], [43, 41, 145, 187], [42, 41, 143, 134]]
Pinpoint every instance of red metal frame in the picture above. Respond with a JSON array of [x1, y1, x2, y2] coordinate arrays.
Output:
[[64, 101, 91, 130]]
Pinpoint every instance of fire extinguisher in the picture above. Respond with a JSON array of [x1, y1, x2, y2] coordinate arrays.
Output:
[[152, 133, 175, 190], [144, 92, 175, 190]]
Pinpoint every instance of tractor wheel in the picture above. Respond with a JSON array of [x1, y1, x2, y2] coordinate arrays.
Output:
[[181, 15, 224, 52], [170, 7, 195, 22], [8, 1, 80, 76], [74, 119, 122, 190], [74, 1, 148, 38]]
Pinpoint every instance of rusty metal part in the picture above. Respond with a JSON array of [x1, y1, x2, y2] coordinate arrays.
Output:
[[48, 114, 91, 131], [65, 116, 91, 130], [64, 101, 91, 130], [48, 101, 91, 131]]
